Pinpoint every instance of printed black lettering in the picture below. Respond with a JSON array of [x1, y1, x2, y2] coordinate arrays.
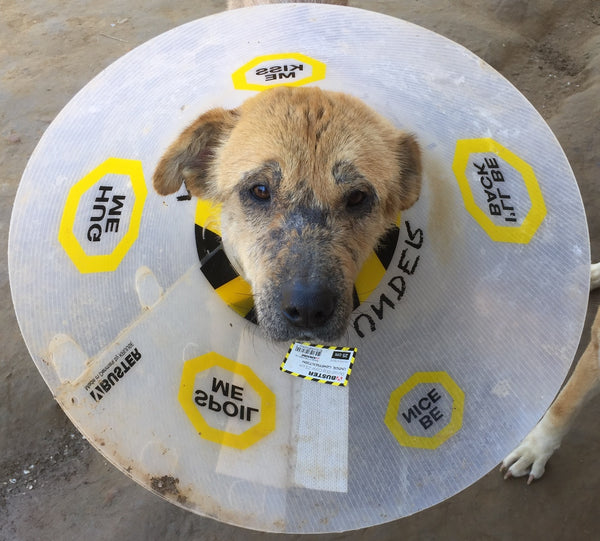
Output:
[[480, 175, 493, 189], [370, 294, 395, 320], [87, 223, 102, 242], [230, 384, 244, 401], [86, 344, 142, 402], [105, 218, 119, 233], [485, 189, 497, 203], [257, 64, 304, 82], [497, 187, 511, 200], [397, 248, 420, 275], [473, 162, 487, 176], [489, 203, 501, 216], [388, 275, 406, 301], [428, 388, 442, 403], [484, 157, 499, 169], [193, 387, 260, 423], [124, 352, 137, 367], [404, 220, 424, 249], [119, 359, 132, 374], [223, 401, 239, 417], [419, 415, 434, 429], [208, 394, 221, 412], [472, 157, 516, 222], [401, 388, 445, 429], [430, 406, 443, 422], [86, 186, 126, 243], [211, 377, 230, 397], [351, 220, 424, 339], [90, 204, 107, 222], [109, 194, 125, 214], [90, 388, 104, 402], [418, 396, 432, 410], [402, 407, 419, 423], [194, 389, 208, 407], [491, 169, 505, 182], [353, 312, 376, 338], [95, 185, 112, 202]]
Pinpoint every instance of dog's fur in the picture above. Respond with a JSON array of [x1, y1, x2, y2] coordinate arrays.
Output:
[[502, 263, 600, 483], [154, 86, 421, 341]]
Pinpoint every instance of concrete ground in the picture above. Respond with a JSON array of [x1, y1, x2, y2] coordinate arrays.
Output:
[[1, 0, 599, 539]]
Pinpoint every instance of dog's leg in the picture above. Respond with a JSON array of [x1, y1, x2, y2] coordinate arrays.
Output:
[[501, 304, 600, 483], [591, 262, 600, 291]]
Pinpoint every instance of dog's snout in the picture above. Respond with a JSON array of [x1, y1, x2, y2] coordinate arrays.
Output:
[[281, 282, 337, 330]]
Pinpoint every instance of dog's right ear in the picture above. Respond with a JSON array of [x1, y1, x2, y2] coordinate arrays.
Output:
[[153, 107, 239, 198]]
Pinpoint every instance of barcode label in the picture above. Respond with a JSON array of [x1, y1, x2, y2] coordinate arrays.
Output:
[[294, 345, 322, 358], [281, 343, 357, 386]]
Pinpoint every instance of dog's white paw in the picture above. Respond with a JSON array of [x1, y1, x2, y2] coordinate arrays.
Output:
[[500, 418, 563, 484]]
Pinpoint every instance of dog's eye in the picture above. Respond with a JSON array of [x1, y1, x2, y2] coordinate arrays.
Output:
[[250, 184, 271, 202], [346, 190, 368, 208]]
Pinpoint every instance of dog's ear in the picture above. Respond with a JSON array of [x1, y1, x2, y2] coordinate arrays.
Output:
[[153, 107, 239, 198], [393, 133, 422, 211]]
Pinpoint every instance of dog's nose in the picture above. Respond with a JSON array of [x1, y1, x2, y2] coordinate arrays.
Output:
[[281, 282, 336, 330]]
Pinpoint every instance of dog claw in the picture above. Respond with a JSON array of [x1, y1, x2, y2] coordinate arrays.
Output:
[[527, 474, 535, 485]]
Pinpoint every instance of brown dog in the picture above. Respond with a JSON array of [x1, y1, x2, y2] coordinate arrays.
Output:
[[153, 86, 421, 341], [502, 267, 600, 482]]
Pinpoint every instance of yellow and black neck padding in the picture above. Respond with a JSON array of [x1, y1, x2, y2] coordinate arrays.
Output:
[[194, 198, 401, 322]]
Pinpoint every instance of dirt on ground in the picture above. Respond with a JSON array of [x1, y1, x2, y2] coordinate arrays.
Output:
[[1, 1, 599, 539]]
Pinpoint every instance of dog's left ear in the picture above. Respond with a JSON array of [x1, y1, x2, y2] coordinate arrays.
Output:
[[393, 133, 422, 212], [153, 107, 239, 198], [396, 133, 422, 210]]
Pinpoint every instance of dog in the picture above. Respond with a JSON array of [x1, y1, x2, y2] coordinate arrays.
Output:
[[155, 3, 419, 344], [153, 85, 421, 342], [501, 263, 600, 483], [156, 2, 598, 477]]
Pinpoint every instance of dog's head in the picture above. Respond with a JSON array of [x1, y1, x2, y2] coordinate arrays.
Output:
[[154, 87, 421, 342]]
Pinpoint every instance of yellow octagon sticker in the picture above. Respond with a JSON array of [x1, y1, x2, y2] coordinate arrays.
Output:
[[178, 352, 276, 450], [385, 371, 464, 450], [58, 157, 147, 273], [232, 52, 326, 91], [452, 138, 546, 244]]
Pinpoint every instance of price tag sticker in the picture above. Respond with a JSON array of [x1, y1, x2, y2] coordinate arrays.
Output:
[[280, 343, 357, 386]]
